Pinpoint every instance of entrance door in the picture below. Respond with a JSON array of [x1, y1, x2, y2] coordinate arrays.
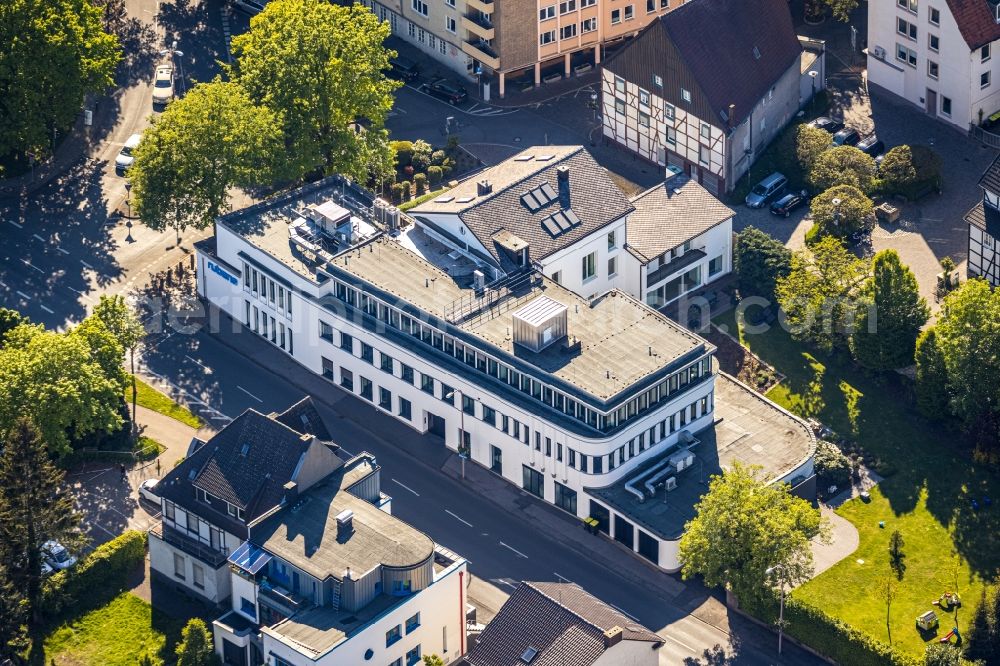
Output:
[[926, 89, 937, 115], [427, 412, 446, 438]]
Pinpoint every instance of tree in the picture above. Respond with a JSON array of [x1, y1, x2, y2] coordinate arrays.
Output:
[[850, 250, 929, 371], [874, 573, 899, 645], [0, 0, 121, 158], [935, 280, 1000, 445], [880, 145, 918, 193], [925, 643, 966, 666], [0, 324, 124, 455], [888, 529, 906, 580], [0, 420, 85, 624], [963, 587, 998, 664], [809, 146, 878, 194], [0, 560, 28, 661], [816, 0, 858, 22], [915, 328, 949, 419], [92, 295, 146, 433], [733, 227, 792, 302], [422, 656, 445, 666], [809, 185, 874, 238], [230, 0, 399, 183], [795, 124, 832, 172], [130, 79, 282, 242], [176, 618, 219, 666], [678, 463, 824, 604], [0, 307, 27, 343], [775, 235, 870, 351]]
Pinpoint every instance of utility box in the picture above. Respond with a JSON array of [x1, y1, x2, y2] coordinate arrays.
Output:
[[512, 296, 567, 352]]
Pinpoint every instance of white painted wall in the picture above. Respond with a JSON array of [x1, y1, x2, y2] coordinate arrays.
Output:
[[538, 216, 629, 299], [592, 639, 661, 666], [148, 534, 231, 604]]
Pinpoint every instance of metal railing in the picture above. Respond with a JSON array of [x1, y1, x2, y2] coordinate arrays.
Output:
[[149, 523, 229, 567], [970, 124, 1000, 149]]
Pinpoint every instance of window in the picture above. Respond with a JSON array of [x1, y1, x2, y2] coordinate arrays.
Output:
[[614, 76, 625, 93], [240, 597, 255, 619], [399, 397, 412, 420], [699, 144, 710, 165], [664, 102, 675, 119], [896, 43, 917, 67], [897, 17, 917, 40], [624, 4, 633, 19], [897, 0, 917, 11], [984, 71, 992, 88], [611, 8, 621, 23], [545, 437, 552, 457], [446, 16, 456, 32], [653, 74, 663, 89], [420, 373, 434, 395], [929, 6, 939, 24], [406, 646, 422, 666], [581, 17, 596, 32], [379, 387, 392, 411], [386, 625, 402, 647], [638, 88, 650, 106], [984, 44, 992, 63], [927, 60, 939, 79], [666, 126, 676, 145], [552, 270, 562, 284], [560, 23, 577, 39], [709, 255, 724, 276], [340, 332, 353, 353], [380, 352, 394, 374], [173, 552, 185, 579], [681, 88, 691, 102], [411, 0, 427, 15], [482, 404, 496, 424], [608, 256, 618, 276], [928, 34, 939, 51], [638, 111, 650, 127], [700, 122, 711, 139], [522, 465, 544, 498], [401, 364, 414, 384], [360, 377, 373, 401], [441, 383, 454, 406], [607, 230, 617, 250], [581, 251, 597, 281], [340, 367, 353, 391], [165, 501, 175, 521], [322, 356, 334, 380], [192, 563, 205, 589], [941, 95, 952, 115], [186, 511, 200, 533], [559, 0, 575, 13], [554, 481, 577, 514], [646, 0, 655, 11], [406, 612, 421, 634], [490, 445, 502, 474], [361, 343, 374, 364], [615, 98, 626, 114], [539, 4, 555, 20], [439, 39, 447, 55], [463, 394, 476, 416], [582, 0, 595, 6], [540, 29, 556, 45], [392, 579, 412, 595], [319, 320, 333, 342]]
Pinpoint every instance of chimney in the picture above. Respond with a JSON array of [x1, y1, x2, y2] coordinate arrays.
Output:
[[336, 509, 354, 539], [282, 481, 298, 504], [556, 165, 570, 206], [728, 103, 735, 130], [603, 626, 624, 648], [477, 179, 493, 196]]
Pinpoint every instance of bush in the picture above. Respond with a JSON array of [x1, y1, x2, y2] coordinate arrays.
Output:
[[446, 135, 460, 153], [391, 140, 413, 167], [810, 184, 873, 236], [734, 226, 792, 301], [412, 139, 432, 171], [796, 124, 833, 171], [814, 440, 852, 488], [44, 530, 147, 618], [399, 187, 449, 212], [390, 182, 403, 204], [427, 165, 442, 185], [413, 173, 427, 195], [804, 221, 824, 246], [809, 146, 878, 193], [880, 145, 942, 200], [430, 150, 447, 166], [401, 180, 412, 201]]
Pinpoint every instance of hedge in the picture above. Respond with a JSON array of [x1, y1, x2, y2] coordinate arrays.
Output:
[[745, 593, 920, 666], [399, 187, 449, 211], [43, 530, 147, 618]]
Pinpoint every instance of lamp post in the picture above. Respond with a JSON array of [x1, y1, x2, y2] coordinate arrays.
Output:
[[445, 390, 471, 479], [808, 70, 819, 114], [159, 41, 186, 96], [832, 196, 842, 228], [765, 565, 787, 655]]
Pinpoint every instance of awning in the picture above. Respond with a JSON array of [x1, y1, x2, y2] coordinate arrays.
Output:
[[228, 541, 272, 575]]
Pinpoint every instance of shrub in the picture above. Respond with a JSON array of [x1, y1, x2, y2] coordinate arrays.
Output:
[[390, 183, 403, 204], [412, 139, 432, 170], [810, 184, 873, 236], [796, 124, 833, 171], [880, 145, 918, 192], [44, 530, 147, 618], [430, 150, 447, 166], [814, 440, 852, 488], [804, 221, 824, 246], [880, 144, 943, 199], [427, 165, 442, 185], [413, 173, 427, 195], [446, 135, 460, 153], [400, 180, 412, 201], [810, 146, 878, 193], [733, 226, 792, 301], [391, 140, 413, 167]]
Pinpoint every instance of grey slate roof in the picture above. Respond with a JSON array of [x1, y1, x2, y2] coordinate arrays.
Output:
[[627, 175, 735, 264], [410, 147, 634, 271], [465, 582, 662, 666], [978, 154, 1000, 194], [965, 201, 1000, 238], [274, 396, 333, 442]]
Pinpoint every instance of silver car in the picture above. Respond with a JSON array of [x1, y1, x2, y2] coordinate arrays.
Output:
[[152, 64, 174, 108], [745, 172, 788, 209], [115, 133, 142, 175]]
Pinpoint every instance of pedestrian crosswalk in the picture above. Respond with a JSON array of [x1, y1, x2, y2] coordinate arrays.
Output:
[[465, 103, 513, 117]]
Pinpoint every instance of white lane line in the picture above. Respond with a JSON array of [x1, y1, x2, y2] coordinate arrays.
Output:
[[32, 233, 45, 242], [664, 634, 699, 653], [553, 571, 574, 583], [392, 478, 420, 497], [237, 384, 263, 403], [445, 509, 473, 527], [184, 354, 211, 371], [57, 247, 70, 255], [495, 578, 518, 590], [16, 290, 32, 301], [0, 280, 6, 289], [467, 103, 481, 112], [7, 220, 22, 229], [499, 541, 528, 559], [81, 259, 94, 269], [66, 286, 94, 302], [40, 304, 54, 314], [22, 259, 43, 273]]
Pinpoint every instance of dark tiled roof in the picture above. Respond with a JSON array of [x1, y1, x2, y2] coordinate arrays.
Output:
[[274, 397, 333, 442], [465, 582, 662, 666], [945, 0, 1000, 50], [978, 154, 1000, 193], [965, 201, 1000, 237], [627, 176, 735, 264]]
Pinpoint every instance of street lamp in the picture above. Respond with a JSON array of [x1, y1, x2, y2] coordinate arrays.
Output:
[[765, 565, 787, 655], [124, 180, 134, 242], [831, 196, 842, 227], [159, 40, 186, 96], [444, 390, 473, 479], [808, 70, 819, 114], [590, 91, 598, 121]]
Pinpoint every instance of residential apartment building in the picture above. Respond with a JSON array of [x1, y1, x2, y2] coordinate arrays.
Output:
[[868, 0, 1000, 130], [354, 0, 678, 96], [464, 581, 663, 666], [601, 0, 825, 194], [148, 398, 345, 606], [966, 153, 1000, 285], [194, 167, 814, 572]]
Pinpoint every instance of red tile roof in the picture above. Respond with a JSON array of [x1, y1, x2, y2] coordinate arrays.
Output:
[[946, 0, 1000, 50]]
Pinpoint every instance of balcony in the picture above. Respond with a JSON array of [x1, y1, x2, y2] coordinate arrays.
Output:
[[462, 39, 500, 70], [462, 13, 494, 40], [259, 580, 308, 615], [150, 523, 228, 568], [465, 0, 493, 13]]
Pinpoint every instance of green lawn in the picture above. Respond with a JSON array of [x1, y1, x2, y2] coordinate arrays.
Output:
[[713, 308, 1000, 657], [132, 377, 203, 428], [44, 592, 184, 665]]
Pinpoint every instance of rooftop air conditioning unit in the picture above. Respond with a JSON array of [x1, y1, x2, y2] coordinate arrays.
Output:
[[665, 476, 677, 491], [872, 45, 886, 59], [472, 269, 486, 291]]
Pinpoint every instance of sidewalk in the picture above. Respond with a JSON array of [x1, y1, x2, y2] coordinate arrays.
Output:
[[134, 404, 215, 469]]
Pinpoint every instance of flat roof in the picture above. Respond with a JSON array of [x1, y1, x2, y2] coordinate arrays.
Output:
[[586, 373, 816, 541], [266, 592, 403, 656], [324, 234, 706, 401]]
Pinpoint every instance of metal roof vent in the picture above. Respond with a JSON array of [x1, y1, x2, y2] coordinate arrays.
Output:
[[520, 647, 539, 663], [477, 180, 493, 196], [336, 509, 354, 539], [512, 296, 567, 352]]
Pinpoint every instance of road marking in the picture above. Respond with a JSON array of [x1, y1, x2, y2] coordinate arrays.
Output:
[[184, 354, 211, 371], [392, 478, 420, 497], [664, 634, 699, 653], [57, 247, 70, 255], [499, 541, 528, 559], [81, 259, 94, 269], [16, 290, 32, 301], [445, 509, 473, 527], [7, 220, 22, 229], [32, 233, 46, 242], [22, 259, 43, 274], [0, 280, 6, 289], [467, 103, 481, 112], [66, 286, 94, 302], [495, 578, 518, 590], [237, 384, 263, 403], [40, 304, 54, 314], [553, 571, 573, 583]]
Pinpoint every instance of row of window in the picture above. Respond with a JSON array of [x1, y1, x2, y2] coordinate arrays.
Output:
[[172, 552, 206, 590], [245, 301, 294, 355], [614, 74, 691, 113], [163, 500, 227, 554], [242, 261, 292, 320], [321, 280, 712, 432], [385, 612, 421, 647], [406, 20, 450, 56], [196, 487, 245, 522], [540, 20, 597, 44]]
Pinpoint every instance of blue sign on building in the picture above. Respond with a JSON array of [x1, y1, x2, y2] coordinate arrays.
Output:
[[208, 260, 238, 286]]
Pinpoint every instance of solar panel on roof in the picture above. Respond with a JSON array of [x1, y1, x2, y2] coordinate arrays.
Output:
[[521, 192, 541, 211], [513, 155, 534, 161], [552, 211, 572, 231], [541, 217, 562, 236], [539, 183, 557, 200], [564, 209, 581, 226]]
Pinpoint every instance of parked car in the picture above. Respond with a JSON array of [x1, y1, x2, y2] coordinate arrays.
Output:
[[425, 79, 468, 105], [42, 540, 77, 571], [232, 0, 266, 14], [769, 190, 809, 217], [831, 127, 862, 147], [856, 134, 886, 158], [388, 56, 419, 82], [745, 172, 788, 208], [808, 116, 844, 134], [115, 133, 142, 175], [41, 560, 54, 577], [139, 478, 160, 505], [152, 63, 174, 109]]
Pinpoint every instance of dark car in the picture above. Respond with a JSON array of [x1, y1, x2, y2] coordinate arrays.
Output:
[[769, 191, 809, 217], [856, 134, 886, 158], [808, 116, 844, 134], [425, 79, 468, 105], [388, 56, 419, 82], [831, 127, 862, 147]]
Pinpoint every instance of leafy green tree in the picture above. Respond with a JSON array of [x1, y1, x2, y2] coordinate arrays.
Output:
[[0, 559, 28, 660], [176, 618, 219, 666], [809, 146, 878, 194], [880, 145, 918, 192], [72, 315, 127, 393], [810, 185, 874, 237], [888, 529, 906, 580], [915, 328, 949, 419], [230, 0, 398, 183], [678, 463, 824, 604], [775, 235, 870, 351], [0, 307, 27, 343], [92, 295, 146, 432], [795, 124, 832, 171], [875, 573, 899, 644], [422, 656, 445, 666], [963, 586, 998, 664], [131, 79, 282, 242], [733, 227, 792, 302], [935, 280, 1000, 445], [850, 250, 929, 371], [0, 419, 85, 624], [0, 0, 121, 158], [810, 0, 857, 22], [0, 324, 123, 455]]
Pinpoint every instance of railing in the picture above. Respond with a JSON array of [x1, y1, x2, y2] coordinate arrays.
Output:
[[970, 123, 1000, 149], [442, 269, 536, 325], [259, 581, 307, 613], [150, 523, 229, 567]]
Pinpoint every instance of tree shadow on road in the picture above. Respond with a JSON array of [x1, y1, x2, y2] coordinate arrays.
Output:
[[683, 640, 741, 666], [115, 17, 160, 90], [157, 0, 227, 86]]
